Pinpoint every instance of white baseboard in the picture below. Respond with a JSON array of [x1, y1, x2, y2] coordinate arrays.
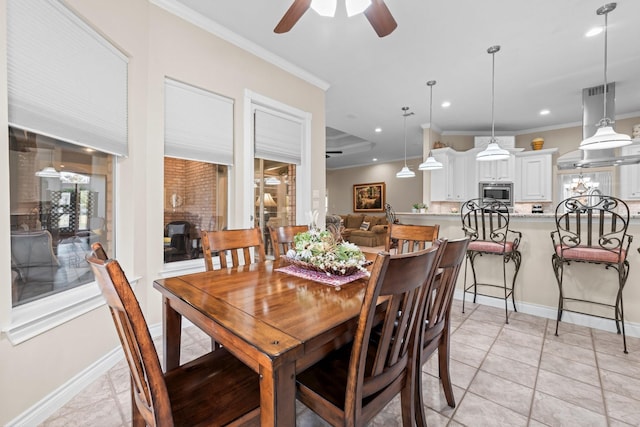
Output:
[[5, 319, 195, 427], [453, 290, 640, 338]]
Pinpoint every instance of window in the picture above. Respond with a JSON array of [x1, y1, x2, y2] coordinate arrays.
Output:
[[9, 127, 113, 307], [164, 158, 228, 263]]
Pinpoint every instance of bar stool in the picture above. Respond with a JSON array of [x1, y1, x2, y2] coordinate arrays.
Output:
[[460, 198, 522, 323], [551, 195, 633, 353]]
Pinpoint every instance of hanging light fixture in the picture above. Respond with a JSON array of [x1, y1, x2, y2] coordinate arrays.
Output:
[[396, 106, 416, 178], [35, 148, 60, 178], [477, 45, 511, 162], [419, 80, 443, 171], [579, 3, 631, 150]]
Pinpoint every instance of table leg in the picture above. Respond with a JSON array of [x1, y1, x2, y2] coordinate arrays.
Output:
[[162, 297, 182, 371], [259, 360, 296, 426]]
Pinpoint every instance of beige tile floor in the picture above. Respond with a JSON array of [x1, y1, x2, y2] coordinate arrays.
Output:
[[40, 299, 640, 426]]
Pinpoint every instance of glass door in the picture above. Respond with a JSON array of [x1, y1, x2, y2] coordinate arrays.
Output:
[[254, 159, 296, 257]]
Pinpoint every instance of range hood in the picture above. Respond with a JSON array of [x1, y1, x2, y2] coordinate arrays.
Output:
[[557, 82, 639, 170]]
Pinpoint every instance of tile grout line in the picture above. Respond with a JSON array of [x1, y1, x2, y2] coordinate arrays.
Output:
[[591, 328, 611, 427], [525, 316, 549, 426]]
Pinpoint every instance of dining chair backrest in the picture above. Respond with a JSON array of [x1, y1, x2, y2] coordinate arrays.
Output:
[[91, 242, 109, 261], [552, 195, 631, 265], [385, 223, 440, 253], [461, 198, 520, 251], [86, 252, 173, 425], [269, 225, 309, 258], [201, 228, 266, 270], [414, 237, 469, 423], [296, 240, 447, 425]]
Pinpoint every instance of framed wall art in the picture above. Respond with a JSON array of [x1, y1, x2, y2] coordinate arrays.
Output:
[[353, 182, 385, 212]]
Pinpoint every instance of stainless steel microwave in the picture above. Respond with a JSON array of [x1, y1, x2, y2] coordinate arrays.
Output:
[[480, 182, 513, 206]]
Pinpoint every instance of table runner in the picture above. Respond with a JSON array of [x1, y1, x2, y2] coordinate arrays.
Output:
[[275, 265, 369, 287]]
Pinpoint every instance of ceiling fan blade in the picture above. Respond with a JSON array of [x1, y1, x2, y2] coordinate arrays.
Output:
[[364, 0, 397, 37], [274, 0, 312, 34], [326, 150, 343, 154]]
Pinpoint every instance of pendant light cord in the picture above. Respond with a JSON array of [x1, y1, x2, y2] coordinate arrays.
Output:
[[491, 48, 496, 140], [603, 9, 608, 121]]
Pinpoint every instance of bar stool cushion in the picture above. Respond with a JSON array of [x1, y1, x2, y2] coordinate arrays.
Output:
[[554, 244, 626, 264], [468, 240, 516, 254]]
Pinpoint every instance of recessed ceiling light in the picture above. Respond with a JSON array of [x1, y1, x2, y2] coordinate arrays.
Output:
[[372, 158, 378, 162], [374, 127, 382, 133], [539, 109, 550, 116], [441, 101, 451, 108], [586, 26, 603, 37]]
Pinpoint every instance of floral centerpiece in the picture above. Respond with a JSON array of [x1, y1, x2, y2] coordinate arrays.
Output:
[[284, 228, 370, 276]]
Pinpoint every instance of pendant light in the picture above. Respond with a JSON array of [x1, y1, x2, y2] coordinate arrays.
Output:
[[35, 149, 60, 178], [396, 106, 416, 178], [419, 80, 443, 171], [477, 45, 510, 162], [579, 3, 631, 150]]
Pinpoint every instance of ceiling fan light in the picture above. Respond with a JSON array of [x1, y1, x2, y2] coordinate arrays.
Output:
[[579, 125, 632, 150], [311, 0, 337, 17], [418, 156, 443, 171], [35, 166, 60, 178], [476, 141, 510, 162], [396, 166, 415, 178], [346, 0, 371, 17]]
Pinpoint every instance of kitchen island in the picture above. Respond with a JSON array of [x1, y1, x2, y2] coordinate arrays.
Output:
[[396, 212, 640, 338]]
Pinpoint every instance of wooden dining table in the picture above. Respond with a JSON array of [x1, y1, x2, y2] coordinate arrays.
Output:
[[153, 254, 378, 426]]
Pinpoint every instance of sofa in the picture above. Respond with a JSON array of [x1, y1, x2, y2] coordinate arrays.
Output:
[[339, 214, 389, 247]]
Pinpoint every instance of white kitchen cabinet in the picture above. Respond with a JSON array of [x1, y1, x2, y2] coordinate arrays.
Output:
[[429, 148, 468, 201], [476, 155, 515, 182], [619, 143, 640, 199], [515, 150, 555, 202]]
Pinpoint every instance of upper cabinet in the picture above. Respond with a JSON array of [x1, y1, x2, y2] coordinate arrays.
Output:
[[430, 148, 469, 201], [514, 148, 557, 202], [619, 143, 640, 200], [476, 155, 516, 182]]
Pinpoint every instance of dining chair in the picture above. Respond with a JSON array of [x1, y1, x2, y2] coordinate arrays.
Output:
[[461, 198, 522, 323], [91, 241, 109, 261], [201, 227, 266, 270], [86, 245, 260, 426], [414, 237, 470, 424], [551, 195, 633, 353], [296, 241, 447, 427], [385, 223, 440, 254], [269, 224, 309, 258]]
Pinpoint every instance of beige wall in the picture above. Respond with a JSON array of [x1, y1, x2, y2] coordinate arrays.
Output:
[[327, 158, 423, 215], [0, 0, 326, 423]]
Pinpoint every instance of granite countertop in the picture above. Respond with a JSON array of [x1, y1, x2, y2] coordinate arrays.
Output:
[[396, 211, 640, 220]]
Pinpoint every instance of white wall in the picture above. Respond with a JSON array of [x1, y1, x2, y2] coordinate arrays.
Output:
[[327, 158, 423, 215], [0, 1, 326, 423]]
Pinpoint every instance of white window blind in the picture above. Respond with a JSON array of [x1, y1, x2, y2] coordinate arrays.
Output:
[[7, 0, 128, 157], [164, 79, 234, 165], [254, 108, 303, 165]]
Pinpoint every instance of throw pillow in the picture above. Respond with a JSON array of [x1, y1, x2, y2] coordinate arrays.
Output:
[[360, 221, 370, 231]]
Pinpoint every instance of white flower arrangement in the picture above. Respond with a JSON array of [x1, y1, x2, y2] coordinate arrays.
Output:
[[285, 228, 370, 276]]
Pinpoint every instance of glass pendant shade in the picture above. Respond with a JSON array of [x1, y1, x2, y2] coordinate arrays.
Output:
[[396, 166, 416, 178], [579, 4, 631, 150], [35, 166, 61, 178], [346, 0, 371, 16], [580, 124, 632, 150], [311, 0, 337, 16], [476, 140, 510, 161], [419, 154, 443, 170]]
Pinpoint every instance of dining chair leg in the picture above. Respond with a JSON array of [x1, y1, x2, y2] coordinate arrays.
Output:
[[414, 367, 428, 427], [438, 334, 455, 407]]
